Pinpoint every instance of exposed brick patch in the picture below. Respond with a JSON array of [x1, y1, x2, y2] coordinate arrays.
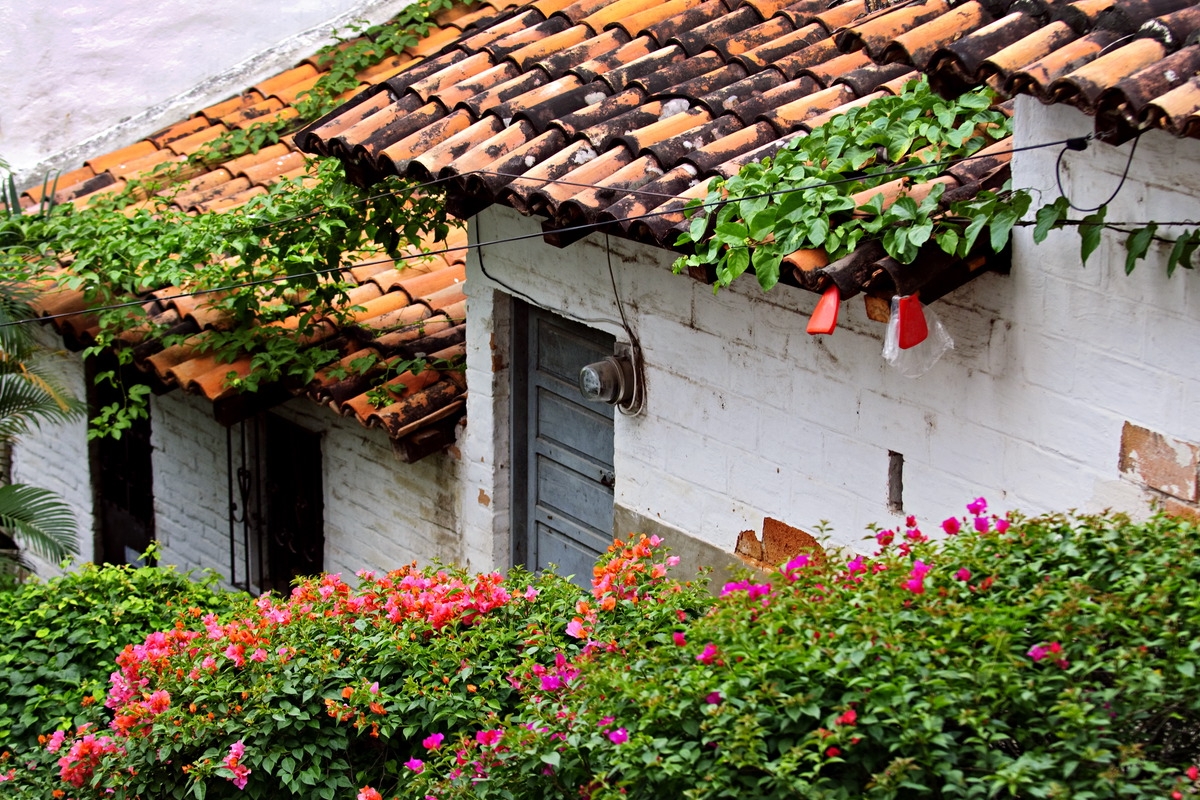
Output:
[[1118, 422, 1200, 502], [735, 517, 825, 571], [1161, 496, 1200, 526]]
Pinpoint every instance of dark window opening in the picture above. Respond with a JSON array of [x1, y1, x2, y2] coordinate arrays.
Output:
[[87, 354, 155, 565]]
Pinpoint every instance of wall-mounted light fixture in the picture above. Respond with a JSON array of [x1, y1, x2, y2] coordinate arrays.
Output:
[[579, 342, 644, 416]]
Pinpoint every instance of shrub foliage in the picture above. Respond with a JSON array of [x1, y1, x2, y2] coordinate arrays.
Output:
[[3, 506, 1199, 799], [0, 559, 232, 753]]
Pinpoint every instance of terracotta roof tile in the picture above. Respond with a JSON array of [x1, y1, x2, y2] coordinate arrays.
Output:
[[27, 14, 487, 454], [51, 0, 1200, 452], [84, 141, 160, 175]]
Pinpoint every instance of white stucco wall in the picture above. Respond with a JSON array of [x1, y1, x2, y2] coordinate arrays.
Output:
[[151, 390, 462, 590], [0, 0, 417, 184], [460, 109, 1198, 563]]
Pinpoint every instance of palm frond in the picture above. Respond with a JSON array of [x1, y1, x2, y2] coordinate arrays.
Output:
[[0, 373, 83, 438], [0, 483, 78, 562]]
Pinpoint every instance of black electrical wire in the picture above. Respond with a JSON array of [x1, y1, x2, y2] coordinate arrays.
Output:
[[1055, 130, 1140, 214], [0, 133, 1159, 329]]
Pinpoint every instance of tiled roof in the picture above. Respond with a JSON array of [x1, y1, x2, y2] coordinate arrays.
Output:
[[22, 2, 527, 460], [297, 0, 1200, 305]]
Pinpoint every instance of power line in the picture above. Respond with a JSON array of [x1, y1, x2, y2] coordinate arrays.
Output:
[[3, 132, 1175, 329]]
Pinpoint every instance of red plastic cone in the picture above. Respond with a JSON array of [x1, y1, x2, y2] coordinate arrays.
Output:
[[897, 294, 928, 349], [806, 285, 841, 335]]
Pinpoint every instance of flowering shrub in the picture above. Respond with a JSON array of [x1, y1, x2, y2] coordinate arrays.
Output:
[[0, 560, 232, 754], [7, 507, 1199, 799], [409, 504, 1200, 799], [2, 539, 708, 799]]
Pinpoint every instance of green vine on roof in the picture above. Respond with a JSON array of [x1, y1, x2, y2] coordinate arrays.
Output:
[[194, 0, 467, 163], [675, 77, 1199, 294], [0, 2, 475, 438]]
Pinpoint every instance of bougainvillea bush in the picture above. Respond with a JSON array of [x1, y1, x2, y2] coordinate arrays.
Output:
[[1, 538, 707, 798], [408, 503, 1200, 800], [0, 559, 233, 755], [6, 505, 1200, 799]]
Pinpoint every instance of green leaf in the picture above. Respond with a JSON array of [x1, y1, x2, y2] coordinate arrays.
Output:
[[1079, 206, 1107, 266], [1123, 222, 1158, 274], [1167, 230, 1199, 277], [1033, 197, 1069, 244]]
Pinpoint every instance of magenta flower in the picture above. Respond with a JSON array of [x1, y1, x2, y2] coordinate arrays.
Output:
[[995, 518, 1011, 533], [955, 568, 972, 582], [696, 643, 718, 665], [599, 716, 615, 726], [404, 757, 425, 773], [846, 556, 866, 576], [941, 517, 961, 535], [607, 727, 629, 744], [45, 729, 67, 753], [967, 497, 987, 515], [357, 788, 383, 800], [705, 692, 722, 705], [784, 553, 812, 575], [1028, 645, 1048, 662], [565, 618, 589, 639], [250, 648, 268, 663], [974, 516, 990, 533], [875, 530, 895, 547], [476, 729, 503, 747], [422, 733, 444, 750], [672, 632, 686, 647]]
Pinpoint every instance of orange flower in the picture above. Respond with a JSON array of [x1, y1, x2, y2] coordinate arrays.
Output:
[[368, 702, 386, 715], [342, 686, 354, 699]]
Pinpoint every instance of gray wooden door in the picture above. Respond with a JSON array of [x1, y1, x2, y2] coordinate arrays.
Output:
[[513, 303, 615, 587]]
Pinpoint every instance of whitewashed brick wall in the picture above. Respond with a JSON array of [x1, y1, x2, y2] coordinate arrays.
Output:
[[152, 390, 463, 590], [9, 326, 95, 573], [462, 109, 1198, 563]]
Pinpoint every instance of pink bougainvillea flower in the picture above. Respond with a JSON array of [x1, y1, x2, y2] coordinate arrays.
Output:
[[1187, 765, 1199, 781], [649, 535, 663, 546], [995, 518, 1011, 534], [599, 716, 615, 726], [1048, 642, 1062, 654], [369, 681, 380, 694], [875, 530, 895, 547], [565, 617, 590, 639], [846, 556, 866, 576], [404, 758, 425, 773], [956, 568, 972, 582], [836, 709, 857, 726], [607, 728, 629, 744], [45, 729, 67, 753], [706, 692, 722, 705], [666, 555, 680, 566], [974, 516, 990, 533], [941, 517, 961, 535], [422, 733, 444, 750], [524, 585, 539, 601], [967, 497, 987, 515], [357, 787, 383, 800], [146, 689, 171, 715], [1028, 645, 1048, 662], [672, 632, 687, 647], [476, 729, 503, 747], [696, 643, 718, 665], [223, 740, 250, 790], [250, 648, 268, 663]]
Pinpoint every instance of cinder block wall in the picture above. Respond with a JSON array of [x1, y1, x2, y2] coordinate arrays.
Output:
[[460, 102, 1199, 564]]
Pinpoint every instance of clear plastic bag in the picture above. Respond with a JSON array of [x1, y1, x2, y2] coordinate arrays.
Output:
[[882, 295, 953, 377]]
